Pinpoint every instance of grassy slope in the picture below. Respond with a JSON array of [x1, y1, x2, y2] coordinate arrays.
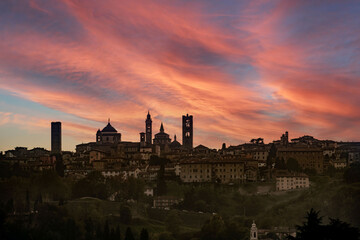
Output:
[[63, 177, 360, 237]]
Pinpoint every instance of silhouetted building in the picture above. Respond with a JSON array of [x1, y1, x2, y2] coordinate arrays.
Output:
[[194, 144, 211, 155], [291, 135, 320, 145], [96, 119, 121, 144], [182, 114, 193, 149], [51, 122, 62, 154], [280, 131, 289, 146], [169, 135, 182, 151], [170, 135, 181, 147], [153, 123, 171, 152], [145, 111, 152, 145], [140, 132, 146, 147], [154, 123, 171, 145]]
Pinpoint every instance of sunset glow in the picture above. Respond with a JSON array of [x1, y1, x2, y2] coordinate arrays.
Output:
[[1, 0, 359, 151]]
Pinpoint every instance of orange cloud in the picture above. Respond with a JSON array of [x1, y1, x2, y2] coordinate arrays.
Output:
[[0, 0, 359, 150]]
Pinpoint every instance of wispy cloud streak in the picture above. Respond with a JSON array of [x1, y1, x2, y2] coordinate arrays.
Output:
[[0, 0, 359, 150]]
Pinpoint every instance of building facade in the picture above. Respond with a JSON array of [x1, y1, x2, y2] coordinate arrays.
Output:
[[276, 172, 309, 191], [180, 158, 248, 183], [277, 146, 324, 174]]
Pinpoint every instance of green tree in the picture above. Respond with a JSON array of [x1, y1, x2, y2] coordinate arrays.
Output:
[[287, 158, 301, 172], [223, 221, 249, 240], [126, 177, 145, 201], [120, 205, 132, 224], [140, 228, 149, 240], [103, 220, 110, 240], [115, 225, 121, 240], [325, 218, 359, 240], [165, 211, 182, 236], [158, 232, 175, 240], [266, 144, 277, 167], [84, 217, 94, 240], [64, 218, 80, 240], [275, 157, 286, 170], [5, 199, 14, 214], [266, 232, 280, 240], [344, 163, 360, 183], [96, 224, 103, 240], [25, 189, 30, 212], [292, 208, 323, 240], [288, 208, 360, 240], [200, 215, 226, 240], [55, 154, 65, 177], [157, 164, 167, 196], [124, 227, 135, 240], [326, 165, 336, 178], [72, 171, 108, 199]]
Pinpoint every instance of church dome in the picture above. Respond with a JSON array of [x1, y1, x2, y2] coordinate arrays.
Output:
[[101, 122, 117, 132], [170, 135, 181, 148], [170, 140, 181, 148]]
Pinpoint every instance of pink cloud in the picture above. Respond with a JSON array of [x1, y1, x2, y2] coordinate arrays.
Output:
[[0, 0, 359, 150]]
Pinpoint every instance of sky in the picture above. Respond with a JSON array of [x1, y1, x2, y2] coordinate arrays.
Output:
[[0, 0, 360, 151]]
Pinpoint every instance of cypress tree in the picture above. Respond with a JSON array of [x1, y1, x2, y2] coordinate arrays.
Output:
[[124, 227, 134, 240], [140, 228, 149, 240]]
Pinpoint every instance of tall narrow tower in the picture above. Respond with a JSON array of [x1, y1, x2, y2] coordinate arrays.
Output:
[[145, 111, 152, 145], [182, 114, 193, 149], [250, 220, 258, 240], [51, 122, 62, 154]]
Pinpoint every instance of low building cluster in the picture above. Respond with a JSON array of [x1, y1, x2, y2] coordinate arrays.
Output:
[[275, 171, 310, 191], [1, 113, 360, 192]]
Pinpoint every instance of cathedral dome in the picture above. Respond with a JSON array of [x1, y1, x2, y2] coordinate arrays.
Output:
[[170, 135, 181, 149], [101, 122, 117, 132]]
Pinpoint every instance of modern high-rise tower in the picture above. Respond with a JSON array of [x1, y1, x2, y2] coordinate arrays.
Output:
[[51, 122, 62, 154], [145, 111, 152, 145], [182, 114, 193, 149]]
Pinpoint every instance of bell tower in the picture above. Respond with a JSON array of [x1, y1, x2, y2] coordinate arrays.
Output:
[[182, 114, 193, 149], [250, 220, 258, 240], [145, 111, 152, 145]]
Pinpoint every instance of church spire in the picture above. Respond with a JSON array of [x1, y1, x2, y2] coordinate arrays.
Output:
[[174, 134, 177, 141], [160, 122, 164, 132], [147, 110, 151, 119], [108, 118, 110, 124]]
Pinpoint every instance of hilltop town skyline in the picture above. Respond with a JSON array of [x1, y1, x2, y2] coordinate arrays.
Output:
[[1, 1, 360, 240], [2, 110, 359, 153]]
